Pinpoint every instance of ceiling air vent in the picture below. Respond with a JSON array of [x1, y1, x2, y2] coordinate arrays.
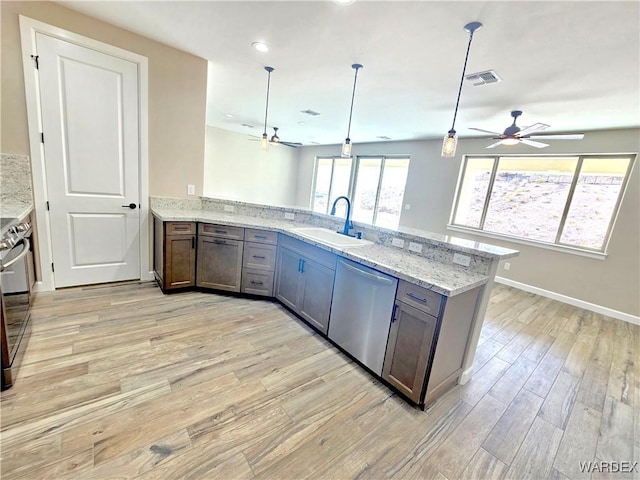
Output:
[[465, 70, 502, 86], [300, 109, 321, 116], [241, 123, 255, 128], [376, 136, 391, 140]]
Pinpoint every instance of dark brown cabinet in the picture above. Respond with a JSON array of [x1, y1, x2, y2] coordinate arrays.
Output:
[[383, 302, 437, 403], [196, 224, 244, 292], [274, 236, 336, 334], [382, 281, 480, 407], [153, 218, 196, 291]]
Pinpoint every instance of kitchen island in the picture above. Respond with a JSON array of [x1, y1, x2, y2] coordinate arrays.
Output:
[[151, 196, 518, 407]]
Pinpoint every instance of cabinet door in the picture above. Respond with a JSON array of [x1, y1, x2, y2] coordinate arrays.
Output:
[[165, 234, 196, 289], [274, 247, 303, 312], [196, 237, 243, 292], [382, 301, 437, 404], [299, 258, 335, 335]]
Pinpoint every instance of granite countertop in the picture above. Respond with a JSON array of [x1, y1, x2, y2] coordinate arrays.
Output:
[[151, 207, 490, 296]]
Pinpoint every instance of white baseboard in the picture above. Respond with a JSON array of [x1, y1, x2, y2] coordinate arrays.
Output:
[[495, 276, 640, 326], [459, 367, 474, 385]]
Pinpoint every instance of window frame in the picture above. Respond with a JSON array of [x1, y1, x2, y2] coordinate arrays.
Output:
[[311, 154, 410, 227], [448, 153, 636, 256]]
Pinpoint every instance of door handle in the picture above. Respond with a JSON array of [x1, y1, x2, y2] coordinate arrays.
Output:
[[121, 203, 137, 209]]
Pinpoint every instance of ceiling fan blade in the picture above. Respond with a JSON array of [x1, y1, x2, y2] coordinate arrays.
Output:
[[486, 140, 504, 149], [527, 133, 585, 140], [519, 138, 549, 148], [281, 141, 302, 148], [469, 127, 503, 136], [515, 122, 550, 137]]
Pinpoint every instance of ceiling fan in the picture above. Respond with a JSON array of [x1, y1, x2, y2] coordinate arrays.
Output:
[[249, 127, 302, 148], [469, 110, 585, 149]]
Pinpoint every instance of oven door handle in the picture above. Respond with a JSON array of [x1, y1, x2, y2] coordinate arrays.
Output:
[[1, 238, 30, 272]]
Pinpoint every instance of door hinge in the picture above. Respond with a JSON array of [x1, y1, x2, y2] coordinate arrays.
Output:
[[51, 262, 55, 272], [31, 55, 39, 69], [40, 132, 44, 143], [46, 201, 50, 211]]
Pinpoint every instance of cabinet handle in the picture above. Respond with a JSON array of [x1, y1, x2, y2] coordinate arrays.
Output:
[[214, 229, 227, 234], [250, 280, 264, 285], [213, 239, 227, 245], [298, 259, 302, 273], [391, 304, 399, 323], [254, 235, 267, 239], [252, 255, 266, 259], [191, 237, 195, 249], [407, 292, 427, 303], [300, 259, 305, 273]]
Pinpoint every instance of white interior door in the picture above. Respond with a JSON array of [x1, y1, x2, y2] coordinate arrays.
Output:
[[36, 32, 140, 288]]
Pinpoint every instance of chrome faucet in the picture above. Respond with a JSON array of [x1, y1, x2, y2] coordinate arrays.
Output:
[[330, 196, 354, 236]]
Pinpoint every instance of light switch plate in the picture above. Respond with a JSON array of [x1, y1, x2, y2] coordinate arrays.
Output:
[[453, 253, 471, 267], [392, 238, 404, 248], [223, 205, 234, 212], [187, 184, 195, 195], [408, 242, 422, 253], [284, 212, 295, 220]]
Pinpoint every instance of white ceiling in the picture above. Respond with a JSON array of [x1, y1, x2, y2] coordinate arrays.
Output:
[[58, 1, 640, 146]]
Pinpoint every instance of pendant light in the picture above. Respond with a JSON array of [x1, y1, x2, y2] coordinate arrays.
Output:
[[261, 66, 274, 151], [441, 21, 483, 158], [342, 63, 363, 158]]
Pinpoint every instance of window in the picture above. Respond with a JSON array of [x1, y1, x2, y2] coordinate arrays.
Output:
[[312, 155, 410, 229], [451, 154, 635, 252]]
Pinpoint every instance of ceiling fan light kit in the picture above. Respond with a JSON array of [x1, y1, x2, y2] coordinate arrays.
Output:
[[342, 63, 363, 158], [441, 21, 483, 158]]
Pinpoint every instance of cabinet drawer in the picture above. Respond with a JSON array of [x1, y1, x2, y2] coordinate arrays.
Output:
[[166, 222, 196, 235], [243, 242, 277, 271], [241, 268, 274, 296], [199, 223, 244, 240], [397, 281, 443, 317], [245, 229, 278, 245]]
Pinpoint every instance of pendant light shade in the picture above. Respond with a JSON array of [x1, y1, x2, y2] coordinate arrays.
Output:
[[261, 66, 274, 151], [441, 21, 482, 158], [342, 63, 363, 158]]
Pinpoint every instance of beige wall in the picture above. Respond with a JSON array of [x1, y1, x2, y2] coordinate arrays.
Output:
[[1, 1, 207, 197], [204, 126, 301, 207], [296, 129, 640, 317]]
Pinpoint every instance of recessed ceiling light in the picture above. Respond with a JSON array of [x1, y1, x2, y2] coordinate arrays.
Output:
[[298, 121, 307, 126], [333, 0, 355, 4], [225, 113, 234, 118], [251, 42, 269, 53]]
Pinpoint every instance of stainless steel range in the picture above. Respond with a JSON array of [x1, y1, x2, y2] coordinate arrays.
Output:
[[1, 215, 35, 390]]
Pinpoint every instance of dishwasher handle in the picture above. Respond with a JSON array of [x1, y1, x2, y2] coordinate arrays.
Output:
[[338, 259, 394, 285]]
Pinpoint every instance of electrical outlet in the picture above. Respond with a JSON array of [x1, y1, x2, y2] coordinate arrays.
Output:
[[453, 253, 471, 267], [392, 238, 404, 248], [284, 212, 295, 220], [187, 184, 195, 195], [405, 204, 411, 210], [223, 205, 234, 213], [504, 262, 511, 271], [408, 242, 422, 253]]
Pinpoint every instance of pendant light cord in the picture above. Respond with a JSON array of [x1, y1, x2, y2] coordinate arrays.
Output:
[[450, 30, 476, 131], [346, 66, 361, 139], [263, 70, 271, 136]]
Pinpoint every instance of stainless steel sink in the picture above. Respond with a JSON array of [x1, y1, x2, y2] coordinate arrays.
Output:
[[290, 227, 372, 248]]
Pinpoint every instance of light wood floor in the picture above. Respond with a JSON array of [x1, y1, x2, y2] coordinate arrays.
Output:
[[1, 282, 638, 479]]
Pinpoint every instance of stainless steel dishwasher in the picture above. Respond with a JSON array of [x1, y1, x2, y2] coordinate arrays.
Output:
[[328, 257, 398, 375]]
